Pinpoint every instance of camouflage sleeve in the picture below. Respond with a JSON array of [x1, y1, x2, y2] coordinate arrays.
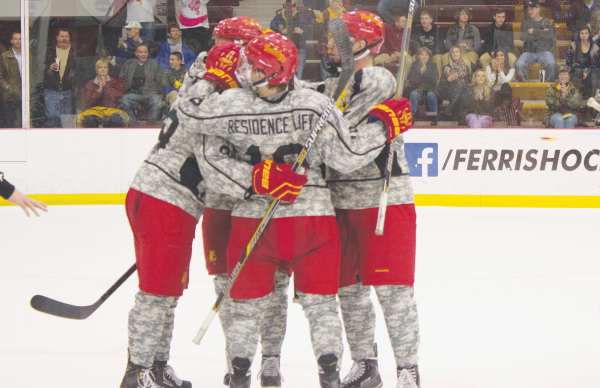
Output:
[[342, 68, 396, 127], [545, 88, 561, 112], [566, 89, 583, 110], [195, 134, 253, 200], [316, 106, 388, 174]]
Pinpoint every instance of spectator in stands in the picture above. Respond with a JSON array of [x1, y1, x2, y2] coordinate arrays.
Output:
[[270, 3, 312, 79], [178, 0, 210, 55], [0, 42, 6, 55], [43, 28, 76, 128], [162, 52, 188, 108], [443, 7, 480, 67], [439, 46, 474, 121], [376, 0, 417, 24], [407, 47, 439, 126], [126, 0, 156, 42], [79, 60, 127, 128], [464, 69, 494, 128], [117, 21, 156, 64], [568, 0, 598, 33], [480, 9, 516, 71], [315, 0, 346, 80], [373, 9, 416, 75], [486, 50, 515, 108], [412, 9, 444, 79], [156, 22, 197, 70], [0, 32, 23, 128], [545, 65, 582, 128], [119, 44, 163, 127], [567, 26, 597, 97], [516, 0, 557, 82], [88, 47, 120, 81]]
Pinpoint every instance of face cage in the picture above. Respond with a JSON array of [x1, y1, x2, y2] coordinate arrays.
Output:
[[235, 48, 254, 90]]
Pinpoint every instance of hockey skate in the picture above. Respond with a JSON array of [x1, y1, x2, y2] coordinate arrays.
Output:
[[229, 357, 252, 388], [223, 370, 231, 386], [318, 353, 342, 388], [257, 355, 283, 387], [152, 360, 192, 388], [396, 365, 420, 388], [341, 358, 383, 388], [120, 360, 160, 388]]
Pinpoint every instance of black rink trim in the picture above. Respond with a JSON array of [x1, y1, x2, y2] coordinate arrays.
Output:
[[180, 101, 386, 157], [143, 161, 203, 200]]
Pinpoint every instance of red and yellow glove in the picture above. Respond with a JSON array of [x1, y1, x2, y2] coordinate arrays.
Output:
[[202, 41, 242, 90], [369, 98, 413, 141], [251, 160, 308, 203]]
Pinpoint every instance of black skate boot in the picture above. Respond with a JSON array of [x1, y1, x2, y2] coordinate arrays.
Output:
[[257, 355, 283, 387], [396, 365, 420, 388], [229, 357, 252, 388], [341, 358, 382, 388], [152, 360, 192, 388], [317, 353, 341, 388], [120, 359, 159, 388]]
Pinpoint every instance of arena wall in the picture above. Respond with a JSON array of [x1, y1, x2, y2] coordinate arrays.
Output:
[[1, 128, 599, 208]]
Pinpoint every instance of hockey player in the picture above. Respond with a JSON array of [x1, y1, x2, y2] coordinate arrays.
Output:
[[120, 42, 243, 388], [325, 11, 421, 388], [178, 33, 411, 388], [201, 18, 292, 387]]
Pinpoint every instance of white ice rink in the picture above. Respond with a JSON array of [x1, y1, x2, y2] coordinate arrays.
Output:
[[1, 205, 599, 387]]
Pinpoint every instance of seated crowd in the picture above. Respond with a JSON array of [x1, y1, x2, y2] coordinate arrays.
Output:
[[3, 0, 600, 129]]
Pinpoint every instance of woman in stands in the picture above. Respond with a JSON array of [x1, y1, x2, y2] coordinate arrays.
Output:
[[566, 26, 597, 98], [464, 69, 494, 128], [486, 50, 515, 108], [439, 45, 474, 122], [407, 47, 440, 126]]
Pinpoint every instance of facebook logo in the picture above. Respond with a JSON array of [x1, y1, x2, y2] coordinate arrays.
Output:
[[405, 143, 438, 177]]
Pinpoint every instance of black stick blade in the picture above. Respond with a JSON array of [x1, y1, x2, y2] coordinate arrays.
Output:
[[30, 295, 98, 320]]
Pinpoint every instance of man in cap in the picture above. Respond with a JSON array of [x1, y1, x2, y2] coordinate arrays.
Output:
[[516, 0, 557, 82]]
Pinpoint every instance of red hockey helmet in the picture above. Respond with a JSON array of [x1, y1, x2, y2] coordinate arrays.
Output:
[[238, 33, 298, 86], [340, 11, 385, 55], [212, 17, 263, 44]]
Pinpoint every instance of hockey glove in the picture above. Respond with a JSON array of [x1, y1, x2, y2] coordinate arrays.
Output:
[[251, 160, 308, 203], [368, 98, 413, 141], [202, 41, 242, 91]]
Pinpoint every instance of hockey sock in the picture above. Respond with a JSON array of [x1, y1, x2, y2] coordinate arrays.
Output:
[[338, 283, 376, 362], [374, 285, 420, 368], [127, 291, 177, 367], [260, 270, 289, 356], [226, 294, 272, 366], [214, 273, 233, 369], [296, 291, 344, 364], [154, 297, 179, 362]]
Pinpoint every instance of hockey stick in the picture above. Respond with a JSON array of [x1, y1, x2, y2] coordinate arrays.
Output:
[[192, 18, 354, 345], [374, 0, 416, 236], [30, 263, 137, 320]]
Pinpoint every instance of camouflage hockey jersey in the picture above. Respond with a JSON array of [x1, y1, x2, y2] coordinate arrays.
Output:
[[324, 66, 415, 209], [178, 87, 389, 219], [174, 51, 239, 212], [129, 76, 217, 220]]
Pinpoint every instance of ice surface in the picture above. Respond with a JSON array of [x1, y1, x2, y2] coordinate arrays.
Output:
[[1, 205, 599, 387]]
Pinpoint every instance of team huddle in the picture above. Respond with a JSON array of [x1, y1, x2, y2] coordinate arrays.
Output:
[[121, 12, 420, 388]]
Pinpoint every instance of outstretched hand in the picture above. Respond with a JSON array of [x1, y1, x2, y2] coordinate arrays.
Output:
[[7, 189, 48, 217]]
